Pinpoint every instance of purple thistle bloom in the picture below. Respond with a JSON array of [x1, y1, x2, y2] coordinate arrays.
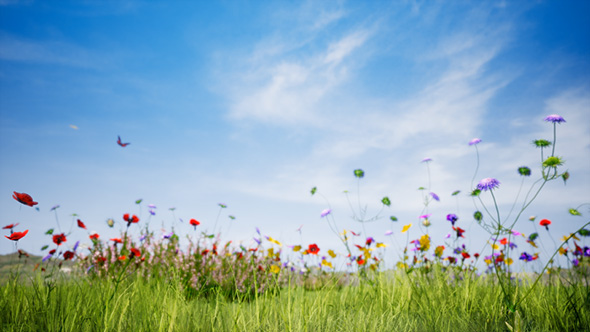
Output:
[[572, 258, 579, 267], [73, 241, 80, 252], [255, 227, 261, 235], [149, 209, 155, 216], [430, 192, 440, 201], [509, 242, 517, 249], [477, 178, 500, 191], [253, 237, 261, 245], [86, 265, 94, 273], [162, 232, 173, 239], [148, 204, 156, 209], [445, 233, 451, 239], [469, 138, 482, 146], [446, 214, 458, 226], [139, 234, 147, 242], [320, 208, 332, 217], [544, 114, 566, 123], [584, 247, 590, 257], [421, 158, 432, 163], [42, 254, 52, 262], [384, 230, 393, 236]]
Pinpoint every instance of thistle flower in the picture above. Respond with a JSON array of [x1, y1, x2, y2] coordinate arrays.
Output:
[[518, 166, 531, 176], [532, 139, 551, 148], [544, 114, 566, 123], [353, 169, 365, 178], [469, 138, 481, 146], [477, 178, 500, 191], [320, 208, 331, 218], [446, 213, 458, 226], [429, 192, 440, 201], [543, 156, 564, 168]]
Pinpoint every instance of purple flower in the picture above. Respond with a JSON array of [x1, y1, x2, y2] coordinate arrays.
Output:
[[419, 214, 431, 219], [421, 158, 432, 163], [162, 232, 173, 239], [445, 233, 451, 239], [446, 214, 458, 226], [572, 258, 579, 267], [320, 208, 332, 217], [42, 254, 52, 262], [384, 230, 393, 236], [512, 230, 522, 236], [50, 205, 60, 211], [255, 227, 261, 235], [149, 209, 156, 216], [253, 237, 261, 245], [544, 114, 566, 123], [508, 242, 517, 249], [430, 192, 440, 201], [73, 241, 80, 252], [469, 138, 482, 146], [477, 178, 500, 191], [148, 204, 156, 209]]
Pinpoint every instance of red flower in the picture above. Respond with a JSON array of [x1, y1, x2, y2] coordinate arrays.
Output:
[[77, 219, 87, 229], [308, 244, 320, 255], [123, 213, 140, 225], [474, 253, 480, 258], [201, 249, 210, 256], [357, 257, 366, 265], [89, 233, 100, 240], [12, 192, 38, 207], [500, 238, 508, 245], [539, 219, 551, 230], [63, 251, 75, 260], [5, 229, 28, 241], [130, 247, 141, 258], [49, 249, 56, 255], [110, 238, 122, 244], [189, 219, 200, 230], [52, 233, 67, 246], [2, 223, 19, 230], [461, 252, 471, 259], [452, 226, 466, 238]]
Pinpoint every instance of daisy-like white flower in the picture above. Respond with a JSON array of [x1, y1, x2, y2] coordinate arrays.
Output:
[[477, 178, 500, 191], [544, 114, 566, 123], [469, 138, 481, 146]]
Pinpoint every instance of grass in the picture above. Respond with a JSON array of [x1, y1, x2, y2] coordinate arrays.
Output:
[[1, 262, 589, 332]]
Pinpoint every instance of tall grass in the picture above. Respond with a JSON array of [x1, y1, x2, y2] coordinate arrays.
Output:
[[2, 266, 588, 331]]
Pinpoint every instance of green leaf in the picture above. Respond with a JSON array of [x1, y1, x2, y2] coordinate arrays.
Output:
[[135, 199, 143, 204], [45, 228, 54, 235], [470, 189, 481, 197], [41, 245, 49, 251], [353, 169, 365, 178], [311, 187, 317, 195], [452, 190, 461, 196], [381, 197, 391, 207], [229, 215, 236, 220], [578, 229, 590, 237], [417, 187, 425, 190], [390, 216, 398, 222], [569, 208, 581, 216], [528, 233, 539, 241]]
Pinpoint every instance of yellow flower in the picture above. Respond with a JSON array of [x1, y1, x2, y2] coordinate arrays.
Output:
[[293, 245, 302, 252], [434, 245, 444, 258], [328, 249, 337, 258], [401, 223, 412, 233], [491, 243, 499, 250], [562, 233, 580, 242], [558, 247, 567, 255], [396, 262, 408, 269], [321, 259, 333, 268], [267, 237, 282, 246], [270, 265, 280, 274], [507, 258, 513, 266], [267, 248, 274, 257], [419, 234, 430, 251], [376, 243, 388, 248]]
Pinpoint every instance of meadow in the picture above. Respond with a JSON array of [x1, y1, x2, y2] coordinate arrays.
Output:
[[1, 114, 589, 332]]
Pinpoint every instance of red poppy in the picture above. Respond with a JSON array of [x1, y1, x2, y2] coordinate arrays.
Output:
[[461, 252, 471, 259], [63, 251, 75, 260], [357, 257, 366, 265], [89, 233, 100, 240], [77, 219, 87, 229], [201, 249, 210, 255], [474, 253, 480, 258], [130, 247, 141, 258], [2, 223, 19, 229], [49, 249, 56, 255], [5, 229, 28, 241], [452, 226, 466, 238], [189, 219, 200, 230], [539, 219, 551, 230], [12, 192, 38, 207], [118, 255, 127, 261], [53, 233, 67, 245], [110, 238, 122, 244], [123, 213, 140, 225], [308, 243, 320, 255], [500, 238, 508, 245], [97, 256, 107, 263]]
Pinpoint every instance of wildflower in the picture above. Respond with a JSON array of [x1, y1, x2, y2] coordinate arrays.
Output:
[[110, 238, 122, 244], [321, 259, 333, 268], [381, 197, 391, 206], [376, 243, 387, 248], [544, 114, 566, 123], [77, 219, 86, 229], [189, 219, 200, 230], [12, 192, 38, 207], [5, 230, 28, 241], [63, 251, 75, 260], [320, 208, 331, 217], [308, 244, 320, 255], [529, 216, 536, 222], [430, 192, 440, 201], [519, 252, 534, 262], [500, 238, 508, 246], [461, 252, 470, 260], [106, 218, 115, 227], [266, 236, 282, 246], [469, 138, 482, 146], [572, 258, 579, 267], [53, 233, 67, 245], [73, 241, 79, 251], [123, 213, 140, 226], [453, 226, 465, 238], [518, 166, 531, 176], [539, 219, 551, 230], [149, 209, 155, 216], [366, 237, 375, 246], [512, 230, 522, 236], [446, 214, 458, 226], [2, 223, 19, 230], [130, 248, 141, 258], [353, 169, 365, 178], [532, 139, 551, 148], [419, 214, 431, 220], [421, 158, 432, 163], [328, 249, 337, 258], [50, 205, 60, 211], [42, 254, 52, 262], [542, 156, 564, 168], [435, 245, 444, 257], [270, 265, 280, 274], [474, 211, 483, 221], [292, 245, 302, 252], [401, 223, 412, 233], [162, 232, 173, 239], [89, 233, 99, 240], [384, 230, 393, 236], [419, 234, 430, 251], [477, 178, 500, 191]]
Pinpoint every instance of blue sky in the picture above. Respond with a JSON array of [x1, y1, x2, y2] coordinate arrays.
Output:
[[1, 1, 589, 270]]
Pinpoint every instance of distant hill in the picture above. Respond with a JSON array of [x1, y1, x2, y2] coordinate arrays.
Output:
[[0, 251, 74, 284]]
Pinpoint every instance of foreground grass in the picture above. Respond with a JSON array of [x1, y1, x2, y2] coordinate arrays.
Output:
[[1, 267, 589, 332]]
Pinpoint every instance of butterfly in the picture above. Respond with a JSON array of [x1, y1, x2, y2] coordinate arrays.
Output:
[[117, 135, 130, 147]]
